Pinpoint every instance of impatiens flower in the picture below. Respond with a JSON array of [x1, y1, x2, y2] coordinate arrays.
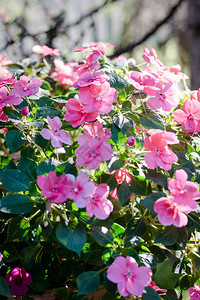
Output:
[[64, 98, 99, 128], [147, 129, 179, 145], [65, 171, 95, 208], [37, 171, 69, 204], [147, 81, 179, 112], [86, 183, 113, 219], [128, 70, 157, 94], [191, 88, 200, 102], [107, 256, 152, 297], [0, 252, 3, 262], [32, 45, 60, 57], [10, 75, 42, 97], [168, 169, 200, 210], [149, 281, 167, 293], [78, 120, 112, 145], [79, 81, 117, 114], [40, 116, 72, 148], [174, 99, 200, 133], [153, 196, 188, 227], [73, 71, 109, 88], [110, 169, 133, 200], [51, 59, 78, 86], [75, 42, 114, 55], [76, 50, 101, 76], [0, 87, 23, 108], [75, 138, 113, 170], [0, 108, 8, 120], [144, 133, 178, 171], [5, 267, 32, 296], [189, 283, 200, 299]]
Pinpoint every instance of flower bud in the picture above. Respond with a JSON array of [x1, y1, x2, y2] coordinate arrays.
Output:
[[21, 106, 29, 116], [127, 136, 135, 146]]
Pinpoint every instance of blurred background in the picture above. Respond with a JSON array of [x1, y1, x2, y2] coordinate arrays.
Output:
[[0, 0, 199, 89]]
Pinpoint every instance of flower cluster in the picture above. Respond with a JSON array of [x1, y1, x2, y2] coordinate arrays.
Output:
[[154, 169, 200, 227]]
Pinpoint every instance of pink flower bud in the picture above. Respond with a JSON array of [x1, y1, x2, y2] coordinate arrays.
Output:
[[127, 136, 135, 146], [21, 107, 29, 116]]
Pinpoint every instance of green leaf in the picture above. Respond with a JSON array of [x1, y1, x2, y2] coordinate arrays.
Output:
[[34, 96, 54, 107], [17, 157, 37, 181], [155, 226, 178, 246], [56, 222, 87, 256], [100, 173, 118, 191], [107, 72, 127, 90], [90, 226, 113, 247], [140, 113, 164, 130], [36, 159, 56, 175], [1, 169, 29, 192], [3, 107, 21, 121], [113, 114, 133, 135], [141, 192, 166, 213], [111, 123, 120, 143], [146, 172, 167, 189], [0, 194, 35, 214], [142, 286, 160, 300], [41, 80, 53, 91], [36, 106, 61, 118], [139, 253, 158, 268], [0, 276, 13, 299], [56, 162, 77, 176], [0, 243, 20, 262], [108, 159, 124, 172], [117, 181, 132, 205], [5, 130, 26, 153], [77, 271, 100, 295], [125, 218, 147, 246], [153, 260, 181, 289], [52, 96, 69, 103], [130, 177, 149, 196], [6, 216, 30, 242]]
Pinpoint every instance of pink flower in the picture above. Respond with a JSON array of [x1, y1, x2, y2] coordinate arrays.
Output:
[[144, 133, 178, 171], [110, 169, 132, 201], [36, 171, 69, 204], [173, 99, 200, 133], [0, 252, 3, 262], [107, 256, 152, 297], [147, 129, 179, 145], [51, 59, 78, 86], [76, 51, 101, 76], [65, 171, 95, 208], [147, 81, 179, 112], [128, 70, 157, 94], [86, 183, 113, 219], [75, 138, 113, 169], [189, 283, 200, 299], [73, 71, 109, 88], [75, 42, 114, 55], [40, 116, 72, 148], [79, 81, 117, 114], [127, 136, 135, 146], [149, 281, 167, 293], [142, 48, 158, 64], [78, 121, 112, 145], [0, 87, 23, 108], [5, 267, 32, 296], [21, 107, 29, 116], [191, 88, 200, 102], [153, 196, 188, 227], [0, 108, 9, 120], [64, 98, 99, 128], [10, 75, 42, 97], [168, 169, 200, 211], [0, 76, 16, 88], [32, 45, 60, 57]]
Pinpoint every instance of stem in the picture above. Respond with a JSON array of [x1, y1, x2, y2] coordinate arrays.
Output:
[[0, 137, 15, 163]]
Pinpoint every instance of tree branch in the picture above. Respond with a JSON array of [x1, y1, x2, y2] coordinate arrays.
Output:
[[109, 0, 185, 59]]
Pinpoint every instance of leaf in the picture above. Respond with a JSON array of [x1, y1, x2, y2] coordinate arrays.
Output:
[[77, 271, 100, 295], [90, 226, 113, 247], [141, 192, 166, 213], [100, 173, 118, 191], [130, 177, 149, 196], [1, 169, 29, 192], [155, 226, 178, 246], [107, 158, 124, 172], [3, 107, 21, 121], [0, 276, 13, 299], [36, 106, 61, 118], [125, 218, 147, 246], [111, 123, 120, 143], [56, 222, 87, 256], [34, 96, 54, 107], [146, 172, 167, 188], [107, 72, 127, 90], [0, 194, 35, 214], [140, 113, 164, 130], [41, 80, 53, 91], [5, 130, 26, 153], [153, 260, 181, 289], [56, 161, 77, 176], [0, 243, 20, 262], [117, 181, 132, 205], [142, 286, 160, 300], [52, 96, 69, 103], [36, 159, 57, 175], [17, 157, 37, 181], [113, 114, 133, 135]]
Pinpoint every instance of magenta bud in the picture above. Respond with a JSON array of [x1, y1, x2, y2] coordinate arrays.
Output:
[[127, 136, 135, 146], [21, 107, 29, 116]]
